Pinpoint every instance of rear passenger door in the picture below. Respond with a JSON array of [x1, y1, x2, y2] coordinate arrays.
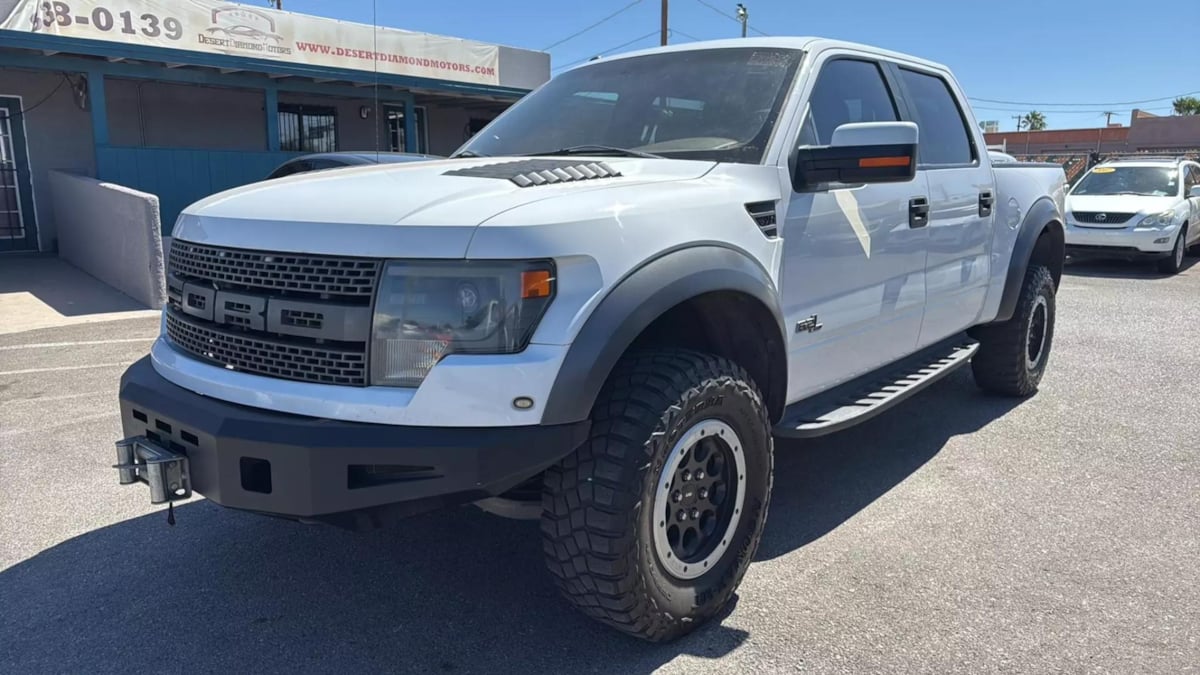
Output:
[[891, 66, 993, 347], [779, 56, 930, 401]]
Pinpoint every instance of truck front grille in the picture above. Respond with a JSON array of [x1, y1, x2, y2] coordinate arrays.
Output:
[[169, 240, 380, 300], [1071, 211, 1135, 225], [166, 311, 367, 386], [166, 240, 377, 387]]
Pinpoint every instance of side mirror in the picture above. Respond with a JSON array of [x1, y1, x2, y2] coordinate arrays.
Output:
[[1188, 185, 1200, 199], [792, 121, 919, 191]]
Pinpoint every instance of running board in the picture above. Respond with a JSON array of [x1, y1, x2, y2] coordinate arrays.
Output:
[[775, 337, 979, 439]]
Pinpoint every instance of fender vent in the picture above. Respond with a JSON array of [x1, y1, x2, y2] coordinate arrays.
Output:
[[444, 159, 622, 188], [746, 201, 778, 238]]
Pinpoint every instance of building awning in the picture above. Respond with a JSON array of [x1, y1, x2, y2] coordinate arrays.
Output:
[[0, 0, 547, 100]]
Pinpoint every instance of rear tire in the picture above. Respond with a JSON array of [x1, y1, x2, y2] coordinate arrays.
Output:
[[971, 265, 1056, 397], [541, 350, 773, 642], [1158, 225, 1187, 274]]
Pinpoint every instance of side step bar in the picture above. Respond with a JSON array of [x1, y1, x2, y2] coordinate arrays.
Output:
[[775, 336, 979, 439]]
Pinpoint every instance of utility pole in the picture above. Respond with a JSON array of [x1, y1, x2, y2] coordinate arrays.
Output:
[[736, 4, 749, 37], [1012, 115, 1025, 132], [1102, 111, 1115, 126], [661, 0, 669, 45]]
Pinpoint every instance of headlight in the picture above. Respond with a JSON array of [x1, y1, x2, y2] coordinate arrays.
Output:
[[370, 260, 555, 387], [1137, 210, 1176, 228]]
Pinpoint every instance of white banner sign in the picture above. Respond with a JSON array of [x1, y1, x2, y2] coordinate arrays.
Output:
[[0, 0, 501, 85]]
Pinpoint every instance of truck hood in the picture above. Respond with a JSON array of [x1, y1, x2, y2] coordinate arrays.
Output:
[[173, 157, 717, 257]]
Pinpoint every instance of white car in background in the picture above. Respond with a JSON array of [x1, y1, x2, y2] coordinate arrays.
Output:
[[1065, 156, 1200, 273]]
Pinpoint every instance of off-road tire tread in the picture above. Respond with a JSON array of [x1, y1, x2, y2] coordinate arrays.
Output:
[[971, 265, 1055, 396], [540, 349, 770, 642]]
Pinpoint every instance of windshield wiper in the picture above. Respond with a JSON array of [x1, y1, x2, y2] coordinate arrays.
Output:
[[524, 145, 665, 160], [451, 150, 489, 158]]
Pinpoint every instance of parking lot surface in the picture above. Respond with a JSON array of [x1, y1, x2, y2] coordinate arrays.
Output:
[[2, 259, 1198, 673]]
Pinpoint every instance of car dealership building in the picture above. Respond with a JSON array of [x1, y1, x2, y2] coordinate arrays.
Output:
[[0, 0, 549, 254]]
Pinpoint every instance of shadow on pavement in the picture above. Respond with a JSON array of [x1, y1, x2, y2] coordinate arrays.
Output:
[[1063, 256, 1197, 279], [0, 257, 148, 319], [759, 369, 1024, 559], [1, 371, 1022, 673]]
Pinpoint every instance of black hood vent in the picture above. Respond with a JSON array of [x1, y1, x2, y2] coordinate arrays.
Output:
[[444, 159, 623, 188], [746, 200, 778, 238]]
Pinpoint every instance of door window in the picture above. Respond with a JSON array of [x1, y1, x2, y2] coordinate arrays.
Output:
[[798, 59, 899, 147], [278, 104, 338, 153], [387, 106, 429, 154], [896, 69, 975, 166]]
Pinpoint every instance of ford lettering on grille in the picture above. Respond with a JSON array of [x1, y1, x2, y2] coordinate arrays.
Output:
[[165, 240, 378, 386]]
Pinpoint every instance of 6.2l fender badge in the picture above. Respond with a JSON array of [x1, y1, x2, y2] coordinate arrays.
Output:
[[795, 315, 823, 334]]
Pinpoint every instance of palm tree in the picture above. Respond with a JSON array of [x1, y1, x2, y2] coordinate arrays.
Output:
[[1172, 96, 1200, 116], [1021, 111, 1047, 131]]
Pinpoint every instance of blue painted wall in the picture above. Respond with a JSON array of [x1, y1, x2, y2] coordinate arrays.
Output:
[[97, 147, 298, 233]]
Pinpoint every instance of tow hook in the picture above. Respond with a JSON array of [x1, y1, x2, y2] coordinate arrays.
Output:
[[113, 436, 192, 525]]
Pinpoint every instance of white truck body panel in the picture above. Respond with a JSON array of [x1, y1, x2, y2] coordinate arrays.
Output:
[[154, 37, 1066, 426]]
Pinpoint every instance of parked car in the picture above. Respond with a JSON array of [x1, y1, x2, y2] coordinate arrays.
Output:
[[1065, 155, 1200, 273], [265, 151, 434, 179], [988, 149, 1019, 163], [113, 37, 1067, 642]]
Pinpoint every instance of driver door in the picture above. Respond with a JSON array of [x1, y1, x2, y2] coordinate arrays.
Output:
[[779, 56, 929, 401]]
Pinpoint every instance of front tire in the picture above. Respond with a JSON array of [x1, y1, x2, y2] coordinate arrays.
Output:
[[971, 265, 1056, 396], [541, 350, 772, 642], [1158, 225, 1188, 274]]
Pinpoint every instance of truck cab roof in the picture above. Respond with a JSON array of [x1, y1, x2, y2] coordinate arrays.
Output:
[[577, 36, 953, 75]]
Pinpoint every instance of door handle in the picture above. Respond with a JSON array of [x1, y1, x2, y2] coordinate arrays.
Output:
[[979, 190, 994, 217], [909, 197, 929, 228]]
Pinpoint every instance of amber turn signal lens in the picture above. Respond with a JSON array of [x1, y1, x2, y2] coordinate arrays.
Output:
[[858, 156, 911, 168], [521, 270, 552, 298]]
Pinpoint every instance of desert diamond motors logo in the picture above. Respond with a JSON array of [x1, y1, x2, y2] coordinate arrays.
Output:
[[199, 5, 291, 54]]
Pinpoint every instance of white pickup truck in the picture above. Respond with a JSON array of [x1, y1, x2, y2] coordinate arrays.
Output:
[[114, 37, 1067, 641]]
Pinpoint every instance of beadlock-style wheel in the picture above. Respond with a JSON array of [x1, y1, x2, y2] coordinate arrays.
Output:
[[651, 420, 746, 580], [1026, 295, 1049, 372], [540, 350, 774, 642]]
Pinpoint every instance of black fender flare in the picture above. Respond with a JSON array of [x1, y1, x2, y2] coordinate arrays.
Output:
[[540, 245, 787, 426], [993, 197, 1064, 323]]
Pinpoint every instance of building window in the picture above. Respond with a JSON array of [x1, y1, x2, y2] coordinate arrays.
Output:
[[387, 106, 428, 154], [279, 104, 337, 153]]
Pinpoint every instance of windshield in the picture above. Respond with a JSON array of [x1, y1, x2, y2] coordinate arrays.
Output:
[[458, 48, 804, 164], [1072, 166, 1180, 197]]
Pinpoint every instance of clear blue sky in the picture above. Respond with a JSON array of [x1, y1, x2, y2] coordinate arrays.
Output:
[[277, 0, 1196, 131]]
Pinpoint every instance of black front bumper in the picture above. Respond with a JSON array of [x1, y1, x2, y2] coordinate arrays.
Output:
[[118, 357, 589, 529]]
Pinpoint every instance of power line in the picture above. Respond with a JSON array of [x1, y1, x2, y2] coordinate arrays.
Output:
[[543, 1, 644, 51], [693, 0, 768, 36], [971, 104, 1174, 114], [670, 27, 705, 41], [968, 90, 1200, 108], [551, 30, 662, 72]]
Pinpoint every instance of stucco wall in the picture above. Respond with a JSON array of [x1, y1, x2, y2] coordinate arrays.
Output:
[[0, 68, 96, 251], [49, 170, 165, 309]]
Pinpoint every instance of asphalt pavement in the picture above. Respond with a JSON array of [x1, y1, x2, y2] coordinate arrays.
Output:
[[1, 258, 1198, 673]]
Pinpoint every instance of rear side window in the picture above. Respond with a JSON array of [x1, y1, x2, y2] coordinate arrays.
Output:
[[799, 59, 899, 146], [306, 158, 347, 171], [898, 69, 975, 166], [267, 160, 310, 179]]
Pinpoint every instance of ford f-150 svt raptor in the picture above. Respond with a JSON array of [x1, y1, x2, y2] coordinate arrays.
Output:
[[114, 38, 1068, 641]]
